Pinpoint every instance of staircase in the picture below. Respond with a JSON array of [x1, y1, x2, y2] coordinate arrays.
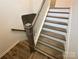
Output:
[[35, 7, 70, 59], [1, 0, 71, 59]]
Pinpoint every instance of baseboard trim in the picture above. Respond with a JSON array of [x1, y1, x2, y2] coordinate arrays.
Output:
[[0, 40, 20, 58]]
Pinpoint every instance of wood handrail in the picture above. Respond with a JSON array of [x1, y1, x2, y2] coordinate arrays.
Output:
[[11, 29, 25, 32]]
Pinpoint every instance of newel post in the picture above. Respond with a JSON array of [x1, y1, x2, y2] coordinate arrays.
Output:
[[24, 23, 35, 51]]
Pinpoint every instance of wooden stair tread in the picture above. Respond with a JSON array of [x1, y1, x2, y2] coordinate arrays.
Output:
[[40, 34, 65, 44], [38, 36, 65, 50], [50, 7, 70, 9], [35, 43, 63, 59], [47, 15, 69, 19], [48, 11, 70, 14], [43, 25, 67, 32], [41, 29, 66, 41], [45, 20, 68, 25]]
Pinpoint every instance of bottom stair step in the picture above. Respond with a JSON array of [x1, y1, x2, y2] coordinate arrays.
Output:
[[38, 36, 65, 50], [35, 42, 64, 59]]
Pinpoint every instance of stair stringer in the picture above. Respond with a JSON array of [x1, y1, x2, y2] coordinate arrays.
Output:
[[63, 7, 72, 59]]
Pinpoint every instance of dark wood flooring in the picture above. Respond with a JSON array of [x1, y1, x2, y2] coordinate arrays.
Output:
[[1, 40, 51, 59]]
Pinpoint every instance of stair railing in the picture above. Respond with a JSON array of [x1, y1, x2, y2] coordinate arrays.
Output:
[[11, 0, 51, 49], [33, 0, 51, 45], [22, 0, 50, 50], [11, 0, 50, 50]]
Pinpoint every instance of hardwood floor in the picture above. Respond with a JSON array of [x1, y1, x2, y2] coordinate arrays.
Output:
[[1, 40, 51, 59], [28, 51, 51, 59], [1, 40, 31, 59]]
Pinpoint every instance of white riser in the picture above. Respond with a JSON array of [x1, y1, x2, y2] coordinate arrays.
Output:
[[40, 34, 65, 44], [49, 9, 69, 13], [46, 17, 68, 23], [44, 22, 67, 29], [48, 13, 69, 18], [42, 28, 66, 36]]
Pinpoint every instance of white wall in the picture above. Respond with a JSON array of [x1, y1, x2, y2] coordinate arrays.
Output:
[[67, 0, 78, 59], [32, 0, 43, 13], [0, 0, 33, 58], [55, 0, 78, 59]]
